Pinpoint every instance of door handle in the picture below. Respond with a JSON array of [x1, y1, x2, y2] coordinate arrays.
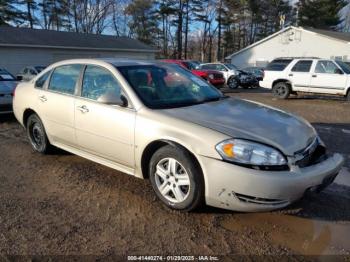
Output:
[[39, 95, 47, 102], [312, 75, 317, 78], [77, 105, 89, 113], [289, 74, 293, 77]]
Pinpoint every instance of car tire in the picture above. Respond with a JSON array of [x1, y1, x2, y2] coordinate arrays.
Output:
[[272, 82, 291, 99], [347, 90, 350, 101], [149, 145, 204, 211], [26, 114, 52, 154], [227, 77, 239, 89]]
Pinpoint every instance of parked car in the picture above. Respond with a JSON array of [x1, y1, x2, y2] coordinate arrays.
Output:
[[17, 66, 46, 81], [236, 70, 259, 88], [187, 60, 201, 69], [0, 68, 17, 114], [200, 63, 240, 88], [243, 67, 265, 81], [13, 59, 344, 212], [162, 59, 225, 87], [260, 57, 350, 100]]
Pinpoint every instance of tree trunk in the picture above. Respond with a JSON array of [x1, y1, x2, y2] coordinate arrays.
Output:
[[184, 0, 190, 59], [26, 1, 33, 28], [177, 0, 183, 59]]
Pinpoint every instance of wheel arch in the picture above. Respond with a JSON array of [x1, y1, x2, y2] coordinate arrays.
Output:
[[141, 139, 203, 180], [346, 87, 350, 97], [23, 108, 38, 127], [272, 79, 292, 88]]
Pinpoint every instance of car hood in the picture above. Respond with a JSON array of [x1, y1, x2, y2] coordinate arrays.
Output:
[[0, 81, 17, 94], [161, 98, 316, 156]]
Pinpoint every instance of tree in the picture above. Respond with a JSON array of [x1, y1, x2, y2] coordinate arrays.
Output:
[[298, 0, 346, 29], [0, 0, 24, 26], [18, 0, 38, 28], [125, 0, 159, 46]]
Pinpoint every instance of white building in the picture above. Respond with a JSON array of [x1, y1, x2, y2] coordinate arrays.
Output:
[[226, 26, 350, 68], [0, 26, 157, 75]]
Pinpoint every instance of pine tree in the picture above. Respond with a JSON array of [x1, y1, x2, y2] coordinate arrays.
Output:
[[125, 0, 160, 46], [298, 0, 347, 29]]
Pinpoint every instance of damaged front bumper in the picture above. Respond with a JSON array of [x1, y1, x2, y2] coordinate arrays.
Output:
[[199, 153, 344, 212]]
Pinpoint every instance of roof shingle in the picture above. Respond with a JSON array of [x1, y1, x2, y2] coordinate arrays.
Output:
[[0, 26, 156, 52]]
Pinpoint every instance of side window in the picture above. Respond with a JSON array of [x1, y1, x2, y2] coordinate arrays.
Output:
[[215, 64, 226, 71], [23, 68, 28, 74], [29, 69, 37, 75], [291, 60, 313, 72], [35, 71, 51, 89], [82, 65, 121, 102], [266, 59, 293, 71], [315, 61, 339, 74], [48, 64, 82, 95], [202, 64, 215, 70]]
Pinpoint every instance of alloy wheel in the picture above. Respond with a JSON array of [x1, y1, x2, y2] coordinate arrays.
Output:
[[154, 158, 191, 203]]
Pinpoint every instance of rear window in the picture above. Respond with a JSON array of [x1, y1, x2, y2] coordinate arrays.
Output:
[[266, 59, 293, 71], [0, 69, 15, 81]]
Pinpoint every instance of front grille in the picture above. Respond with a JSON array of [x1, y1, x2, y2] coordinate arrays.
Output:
[[233, 192, 289, 206], [296, 145, 327, 168], [295, 139, 327, 168], [0, 104, 13, 112]]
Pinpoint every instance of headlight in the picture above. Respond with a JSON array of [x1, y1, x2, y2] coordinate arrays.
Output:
[[208, 74, 214, 80], [216, 139, 287, 166]]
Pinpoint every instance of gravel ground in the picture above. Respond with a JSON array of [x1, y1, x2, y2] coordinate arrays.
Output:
[[0, 89, 349, 259]]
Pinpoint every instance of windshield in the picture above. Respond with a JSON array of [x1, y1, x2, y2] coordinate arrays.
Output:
[[335, 61, 350, 74], [116, 63, 223, 109], [224, 64, 238, 70], [35, 66, 46, 73], [0, 69, 16, 81], [182, 61, 197, 70]]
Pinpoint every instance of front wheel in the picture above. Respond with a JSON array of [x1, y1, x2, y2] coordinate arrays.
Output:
[[227, 77, 239, 89], [26, 114, 52, 154], [272, 82, 291, 99], [149, 145, 204, 211]]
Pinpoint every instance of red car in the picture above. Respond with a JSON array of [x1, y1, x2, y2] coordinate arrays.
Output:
[[162, 59, 225, 87]]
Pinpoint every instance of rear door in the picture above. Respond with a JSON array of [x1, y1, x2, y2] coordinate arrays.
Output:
[[309, 60, 347, 94], [74, 64, 136, 168], [37, 64, 82, 147], [288, 60, 313, 92]]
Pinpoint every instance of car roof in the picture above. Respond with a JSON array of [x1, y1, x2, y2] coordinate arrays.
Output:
[[201, 62, 222, 65], [48, 58, 168, 68]]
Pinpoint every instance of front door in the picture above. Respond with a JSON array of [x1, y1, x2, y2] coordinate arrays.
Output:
[[309, 60, 347, 94], [74, 65, 135, 168]]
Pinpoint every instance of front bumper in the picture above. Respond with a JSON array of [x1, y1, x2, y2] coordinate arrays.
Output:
[[209, 79, 226, 86], [200, 153, 344, 212], [0, 96, 13, 114]]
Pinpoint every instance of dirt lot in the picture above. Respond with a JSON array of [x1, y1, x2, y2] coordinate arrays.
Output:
[[0, 89, 350, 259]]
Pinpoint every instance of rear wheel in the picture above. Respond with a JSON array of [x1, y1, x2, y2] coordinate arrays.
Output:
[[347, 90, 350, 101], [26, 114, 52, 154], [272, 82, 291, 99], [227, 76, 239, 89], [149, 145, 204, 211]]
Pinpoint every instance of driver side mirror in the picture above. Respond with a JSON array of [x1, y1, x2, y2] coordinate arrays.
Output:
[[98, 92, 128, 107], [335, 68, 344, 75]]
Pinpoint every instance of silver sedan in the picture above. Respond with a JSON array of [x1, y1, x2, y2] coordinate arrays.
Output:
[[13, 59, 344, 212]]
